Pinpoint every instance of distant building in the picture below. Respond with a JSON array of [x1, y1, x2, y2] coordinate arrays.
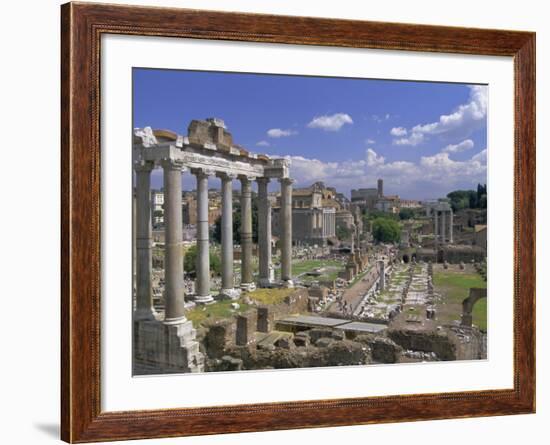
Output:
[[474, 225, 487, 250], [182, 195, 197, 225], [272, 182, 336, 246], [151, 189, 164, 226], [376, 196, 400, 214], [335, 210, 354, 230]]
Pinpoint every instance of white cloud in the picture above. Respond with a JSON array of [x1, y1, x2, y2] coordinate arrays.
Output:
[[394, 132, 425, 146], [390, 127, 407, 137], [365, 138, 376, 144], [256, 140, 270, 147], [391, 85, 487, 146], [267, 128, 297, 138], [442, 139, 474, 153], [372, 114, 391, 123], [366, 148, 385, 167], [307, 113, 353, 131], [471, 149, 487, 163], [277, 146, 487, 199]]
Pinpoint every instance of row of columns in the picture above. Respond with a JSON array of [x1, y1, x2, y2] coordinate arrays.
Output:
[[134, 159, 294, 323], [322, 211, 335, 238], [434, 209, 454, 244]]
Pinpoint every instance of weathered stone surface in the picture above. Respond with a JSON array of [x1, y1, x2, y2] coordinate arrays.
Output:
[[275, 336, 294, 349], [354, 334, 402, 363], [293, 331, 310, 347], [203, 319, 235, 359], [206, 355, 243, 372], [235, 311, 257, 346], [308, 328, 334, 343], [256, 306, 274, 333], [388, 328, 456, 361], [134, 319, 204, 373], [323, 340, 370, 367], [315, 337, 334, 348], [222, 339, 370, 370]]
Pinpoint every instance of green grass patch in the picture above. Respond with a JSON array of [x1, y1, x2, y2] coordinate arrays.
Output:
[[472, 297, 487, 331], [186, 299, 250, 328], [433, 272, 486, 299], [246, 288, 297, 305], [433, 270, 487, 331], [292, 259, 343, 275]]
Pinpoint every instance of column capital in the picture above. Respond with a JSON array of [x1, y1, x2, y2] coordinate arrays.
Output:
[[216, 172, 237, 181], [279, 177, 295, 186], [256, 177, 270, 185], [133, 159, 155, 172], [160, 158, 185, 171], [238, 174, 256, 184], [191, 167, 215, 178]]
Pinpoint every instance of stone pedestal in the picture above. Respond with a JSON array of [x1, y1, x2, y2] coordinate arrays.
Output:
[[236, 312, 257, 346], [378, 260, 386, 291], [256, 306, 274, 333], [134, 319, 204, 373]]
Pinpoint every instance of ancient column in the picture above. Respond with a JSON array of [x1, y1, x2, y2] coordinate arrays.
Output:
[[441, 210, 446, 244], [240, 176, 255, 290], [434, 210, 439, 244], [449, 210, 454, 244], [378, 260, 385, 291], [161, 159, 186, 323], [257, 177, 272, 287], [134, 160, 156, 321], [280, 177, 294, 287], [218, 173, 239, 299], [193, 168, 214, 304]]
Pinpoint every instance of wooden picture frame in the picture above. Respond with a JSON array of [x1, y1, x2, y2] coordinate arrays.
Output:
[[61, 2, 535, 442]]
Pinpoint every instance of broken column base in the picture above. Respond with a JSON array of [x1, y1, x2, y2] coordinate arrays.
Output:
[[258, 278, 275, 288], [218, 288, 241, 300], [240, 282, 256, 291], [193, 294, 215, 304], [281, 279, 294, 288], [134, 318, 204, 374]]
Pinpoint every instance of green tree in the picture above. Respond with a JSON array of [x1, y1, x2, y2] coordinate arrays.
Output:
[[184, 244, 222, 276], [399, 208, 414, 220], [372, 217, 401, 243], [447, 184, 487, 211], [336, 225, 353, 241], [213, 199, 258, 244]]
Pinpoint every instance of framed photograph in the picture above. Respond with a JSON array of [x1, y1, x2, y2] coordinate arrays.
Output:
[[61, 2, 535, 442]]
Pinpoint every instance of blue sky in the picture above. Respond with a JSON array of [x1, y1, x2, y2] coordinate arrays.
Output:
[[133, 68, 487, 200]]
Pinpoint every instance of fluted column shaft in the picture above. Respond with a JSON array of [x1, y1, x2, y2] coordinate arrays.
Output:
[[193, 169, 213, 303], [219, 173, 235, 292], [257, 178, 272, 286], [162, 160, 186, 323], [134, 161, 155, 320], [280, 178, 294, 286], [240, 176, 254, 289]]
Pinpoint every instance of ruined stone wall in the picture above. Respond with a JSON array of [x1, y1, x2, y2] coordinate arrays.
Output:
[[440, 246, 486, 264]]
